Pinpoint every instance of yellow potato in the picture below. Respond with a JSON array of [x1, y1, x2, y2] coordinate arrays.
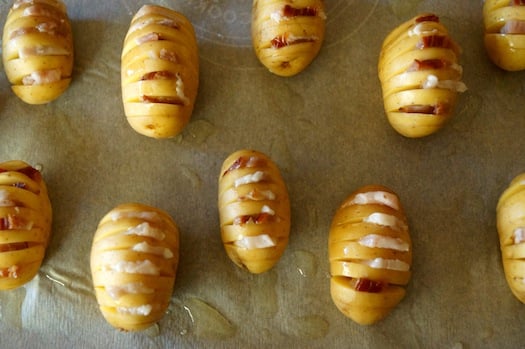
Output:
[[328, 185, 412, 325], [0, 160, 52, 290], [2, 0, 73, 104], [378, 13, 466, 138], [483, 0, 525, 71], [218, 150, 290, 274], [497, 173, 525, 303], [90, 203, 179, 331], [251, 0, 326, 76], [121, 5, 199, 139]]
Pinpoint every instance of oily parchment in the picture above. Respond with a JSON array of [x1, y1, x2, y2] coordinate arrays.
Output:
[[1, 0, 525, 348]]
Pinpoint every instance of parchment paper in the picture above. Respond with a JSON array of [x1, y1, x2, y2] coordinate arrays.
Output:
[[1, 1, 524, 348]]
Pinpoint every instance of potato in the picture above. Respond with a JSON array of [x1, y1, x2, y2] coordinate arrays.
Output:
[[378, 13, 467, 138], [90, 203, 179, 331], [328, 185, 412, 325], [483, 0, 525, 71], [2, 0, 73, 104], [121, 5, 199, 139], [251, 0, 326, 76], [497, 173, 525, 303], [0, 160, 52, 290], [218, 150, 290, 274]]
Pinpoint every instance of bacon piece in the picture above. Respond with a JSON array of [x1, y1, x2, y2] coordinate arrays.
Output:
[[415, 14, 439, 23], [222, 156, 267, 176], [0, 242, 29, 252], [399, 103, 449, 115], [282, 5, 318, 18], [271, 34, 317, 49], [417, 35, 449, 49], [233, 212, 273, 225], [0, 214, 33, 230], [501, 20, 525, 34], [354, 278, 385, 293], [511, 0, 525, 5], [22, 69, 62, 85], [141, 71, 175, 80], [407, 59, 448, 71], [140, 95, 185, 105], [0, 265, 20, 278]]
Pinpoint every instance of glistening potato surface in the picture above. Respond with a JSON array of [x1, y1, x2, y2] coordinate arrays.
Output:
[[328, 185, 412, 325], [90, 203, 180, 331]]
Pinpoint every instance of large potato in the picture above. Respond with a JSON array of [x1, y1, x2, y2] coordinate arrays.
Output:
[[2, 0, 73, 104], [121, 5, 199, 138], [218, 150, 291, 274], [90, 203, 179, 331], [329, 185, 412, 325], [0, 160, 52, 290]]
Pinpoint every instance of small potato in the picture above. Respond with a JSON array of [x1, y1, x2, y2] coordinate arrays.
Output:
[[251, 0, 326, 77], [0, 160, 52, 290], [218, 150, 290, 274], [90, 203, 179, 331], [328, 185, 412, 325], [378, 13, 467, 138], [121, 5, 199, 139], [2, 0, 74, 104], [497, 173, 525, 303], [483, 0, 525, 71]]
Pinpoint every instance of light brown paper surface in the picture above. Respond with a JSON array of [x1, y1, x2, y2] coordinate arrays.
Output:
[[1, 0, 524, 348]]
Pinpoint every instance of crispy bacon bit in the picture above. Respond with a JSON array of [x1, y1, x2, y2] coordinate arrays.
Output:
[[354, 278, 384, 293], [271, 34, 317, 49], [223, 156, 266, 176], [417, 35, 449, 49], [140, 95, 185, 105], [399, 103, 449, 115], [0, 214, 33, 230], [233, 213, 273, 225], [415, 14, 439, 23], [283, 5, 318, 17], [501, 20, 525, 34], [141, 71, 175, 80], [407, 59, 448, 71], [512, 0, 525, 5], [0, 242, 29, 253], [0, 166, 40, 181], [0, 265, 20, 279]]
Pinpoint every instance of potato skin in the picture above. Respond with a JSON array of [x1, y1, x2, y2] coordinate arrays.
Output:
[[90, 203, 179, 331], [121, 5, 199, 139], [251, 0, 326, 77], [0, 160, 52, 290], [2, 0, 73, 104], [378, 13, 466, 138], [328, 185, 411, 325], [483, 0, 525, 71], [218, 150, 290, 274], [497, 173, 525, 303]]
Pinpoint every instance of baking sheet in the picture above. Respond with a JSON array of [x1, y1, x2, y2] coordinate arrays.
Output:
[[1, 0, 525, 348]]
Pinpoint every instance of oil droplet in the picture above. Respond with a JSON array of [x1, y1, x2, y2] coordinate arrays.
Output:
[[185, 119, 216, 144], [180, 166, 202, 189], [284, 315, 329, 340], [183, 297, 236, 340], [251, 270, 278, 318], [293, 250, 318, 278], [0, 286, 26, 328], [388, 0, 423, 19]]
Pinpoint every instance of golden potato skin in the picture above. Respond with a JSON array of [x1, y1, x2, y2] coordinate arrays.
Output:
[[121, 5, 199, 139], [483, 0, 525, 71], [497, 173, 525, 303], [218, 150, 291, 274], [251, 0, 326, 77], [90, 203, 179, 331], [2, 0, 73, 104], [328, 185, 412, 325], [378, 13, 467, 138], [0, 160, 52, 290]]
